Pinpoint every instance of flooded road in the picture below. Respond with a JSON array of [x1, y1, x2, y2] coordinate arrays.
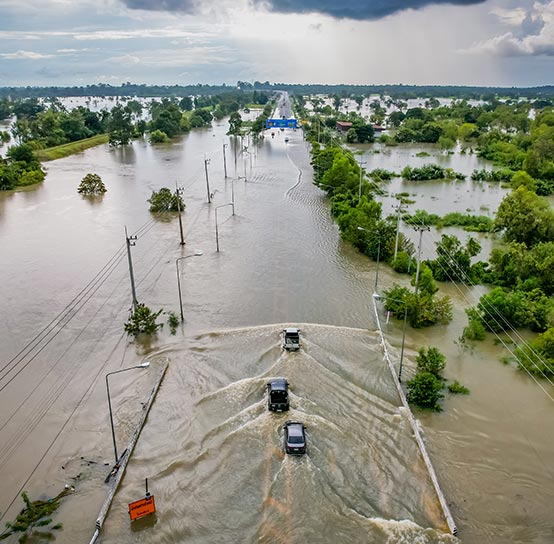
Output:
[[0, 101, 553, 543]]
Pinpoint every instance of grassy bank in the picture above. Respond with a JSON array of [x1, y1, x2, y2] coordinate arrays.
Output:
[[36, 134, 109, 161]]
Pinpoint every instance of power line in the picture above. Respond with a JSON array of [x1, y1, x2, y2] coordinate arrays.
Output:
[[402, 212, 554, 386], [400, 213, 554, 393]]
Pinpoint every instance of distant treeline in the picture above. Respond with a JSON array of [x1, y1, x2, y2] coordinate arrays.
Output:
[[3, 82, 554, 100]]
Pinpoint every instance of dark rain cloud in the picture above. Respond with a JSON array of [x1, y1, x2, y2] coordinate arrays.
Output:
[[121, 0, 488, 19], [251, 0, 488, 20], [122, 0, 199, 11]]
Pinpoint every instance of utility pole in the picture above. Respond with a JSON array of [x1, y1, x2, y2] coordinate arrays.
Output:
[[393, 203, 406, 261], [222, 143, 228, 179], [204, 156, 211, 204], [398, 304, 408, 382], [414, 225, 430, 294], [374, 236, 381, 293], [125, 226, 138, 310], [357, 155, 367, 200], [175, 182, 185, 246]]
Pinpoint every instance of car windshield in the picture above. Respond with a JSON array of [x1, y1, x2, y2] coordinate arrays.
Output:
[[270, 390, 287, 400], [288, 435, 304, 444]]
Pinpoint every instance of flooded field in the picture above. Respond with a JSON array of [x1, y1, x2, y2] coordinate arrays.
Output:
[[0, 102, 553, 543]]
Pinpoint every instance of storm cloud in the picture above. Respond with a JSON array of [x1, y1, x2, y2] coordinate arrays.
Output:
[[121, 0, 487, 19]]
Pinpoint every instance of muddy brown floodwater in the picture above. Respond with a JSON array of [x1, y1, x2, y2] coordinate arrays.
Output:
[[0, 96, 553, 543]]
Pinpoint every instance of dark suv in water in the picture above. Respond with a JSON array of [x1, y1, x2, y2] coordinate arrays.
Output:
[[267, 378, 289, 412], [282, 328, 301, 351], [283, 421, 306, 455]]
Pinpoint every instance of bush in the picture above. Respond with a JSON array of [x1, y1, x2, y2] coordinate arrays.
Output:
[[149, 129, 170, 143], [407, 372, 444, 411], [391, 251, 411, 273], [370, 168, 397, 181], [167, 311, 180, 335], [415, 347, 446, 378], [448, 380, 470, 394], [124, 303, 163, 336], [401, 164, 465, 181], [19, 169, 46, 186], [462, 308, 487, 341], [78, 173, 106, 195], [515, 327, 554, 378], [471, 168, 514, 183]]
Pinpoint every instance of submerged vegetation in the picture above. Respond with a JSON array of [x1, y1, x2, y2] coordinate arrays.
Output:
[[295, 90, 554, 383], [0, 143, 45, 190], [0, 90, 274, 190], [124, 304, 163, 336], [0, 487, 72, 542]]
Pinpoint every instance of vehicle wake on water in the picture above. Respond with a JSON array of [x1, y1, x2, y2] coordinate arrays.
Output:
[[102, 323, 459, 543]]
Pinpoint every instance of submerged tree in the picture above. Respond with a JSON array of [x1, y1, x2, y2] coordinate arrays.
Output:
[[124, 303, 163, 336], [78, 173, 106, 195], [0, 487, 72, 542], [148, 187, 184, 212], [407, 372, 444, 411]]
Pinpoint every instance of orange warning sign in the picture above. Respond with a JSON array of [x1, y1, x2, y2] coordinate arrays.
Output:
[[128, 495, 156, 521]]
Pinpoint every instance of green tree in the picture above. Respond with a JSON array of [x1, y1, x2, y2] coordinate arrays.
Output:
[[458, 122, 478, 141], [7, 143, 38, 164], [515, 327, 554, 377], [148, 187, 184, 212], [149, 129, 170, 143], [415, 347, 446, 378], [77, 173, 106, 195], [107, 105, 133, 145], [124, 303, 163, 336], [495, 186, 554, 246], [407, 372, 444, 411], [227, 111, 243, 135], [428, 234, 481, 283], [510, 170, 536, 192], [179, 96, 193, 111]]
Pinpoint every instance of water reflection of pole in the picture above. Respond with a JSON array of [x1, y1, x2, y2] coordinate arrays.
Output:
[[125, 226, 138, 310], [222, 143, 228, 179], [176, 252, 203, 321], [204, 156, 211, 204], [175, 182, 185, 246], [215, 203, 235, 252], [106, 362, 150, 464]]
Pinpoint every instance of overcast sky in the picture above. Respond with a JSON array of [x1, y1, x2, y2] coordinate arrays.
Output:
[[0, 0, 553, 87]]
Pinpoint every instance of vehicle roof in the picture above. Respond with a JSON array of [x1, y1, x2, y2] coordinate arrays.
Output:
[[284, 327, 300, 334], [285, 421, 304, 430], [287, 424, 304, 437], [268, 378, 288, 390]]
